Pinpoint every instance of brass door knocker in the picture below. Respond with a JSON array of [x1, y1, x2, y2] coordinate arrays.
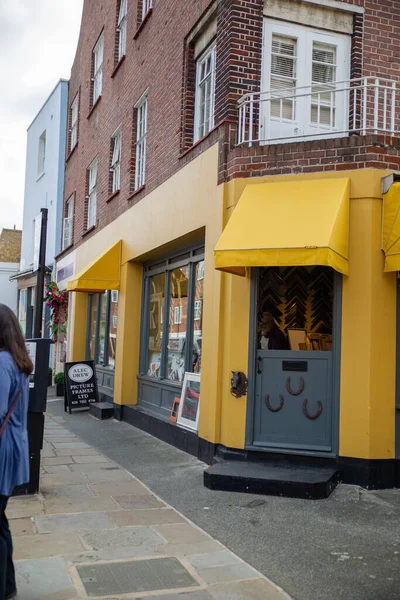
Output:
[[265, 394, 284, 412], [286, 376, 304, 396], [302, 399, 323, 420]]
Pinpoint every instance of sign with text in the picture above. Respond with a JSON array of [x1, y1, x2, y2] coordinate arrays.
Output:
[[64, 361, 99, 413]]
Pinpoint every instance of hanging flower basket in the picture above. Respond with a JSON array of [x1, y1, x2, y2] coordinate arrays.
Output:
[[44, 282, 68, 343]]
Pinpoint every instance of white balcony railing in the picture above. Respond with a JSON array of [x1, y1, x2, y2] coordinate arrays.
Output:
[[238, 77, 398, 146]]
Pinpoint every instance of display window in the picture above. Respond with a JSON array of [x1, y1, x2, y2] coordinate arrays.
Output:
[[141, 246, 204, 382], [86, 290, 119, 367]]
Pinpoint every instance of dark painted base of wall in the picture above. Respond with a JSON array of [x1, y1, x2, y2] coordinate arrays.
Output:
[[116, 407, 400, 491], [122, 405, 215, 464]]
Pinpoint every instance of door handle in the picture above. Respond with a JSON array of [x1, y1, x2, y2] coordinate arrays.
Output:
[[257, 357, 262, 374]]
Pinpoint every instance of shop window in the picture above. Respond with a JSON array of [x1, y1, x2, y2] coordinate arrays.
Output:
[[86, 290, 119, 367], [258, 266, 333, 351], [141, 248, 204, 382], [146, 272, 165, 378]]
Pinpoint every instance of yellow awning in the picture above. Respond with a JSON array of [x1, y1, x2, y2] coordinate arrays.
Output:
[[67, 241, 121, 292], [215, 178, 350, 276], [382, 182, 400, 272]]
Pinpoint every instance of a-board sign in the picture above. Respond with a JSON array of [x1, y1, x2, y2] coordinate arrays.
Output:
[[64, 361, 99, 414]]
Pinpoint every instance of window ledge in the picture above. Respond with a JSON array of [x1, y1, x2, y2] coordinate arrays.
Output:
[[134, 8, 153, 39], [66, 144, 78, 163], [111, 55, 126, 78], [107, 189, 120, 203], [179, 122, 222, 159], [82, 225, 96, 238], [55, 244, 74, 260], [36, 171, 45, 182], [128, 185, 145, 201], [87, 95, 102, 119]]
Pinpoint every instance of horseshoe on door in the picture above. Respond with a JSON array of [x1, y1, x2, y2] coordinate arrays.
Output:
[[286, 376, 304, 396], [265, 394, 284, 413], [302, 399, 323, 420]]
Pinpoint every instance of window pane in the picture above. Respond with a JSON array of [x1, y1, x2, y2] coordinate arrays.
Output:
[[192, 261, 204, 373], [167, 266, 189, 382], [19, 289, 27, 335], [109, 290, 118, 368], [146, 273, 165, 378], [98, 293, 108, 364], [89, 295, 97, 360]]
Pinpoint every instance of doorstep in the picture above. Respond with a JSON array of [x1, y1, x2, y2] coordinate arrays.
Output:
[[204, 460, 339, 499]]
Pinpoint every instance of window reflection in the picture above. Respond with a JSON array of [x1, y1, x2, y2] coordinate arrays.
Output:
[[98, 292, 108, 364], [192, 261, 203, 373], [167, 267, 189, 382], [147, 273, 165, 378]]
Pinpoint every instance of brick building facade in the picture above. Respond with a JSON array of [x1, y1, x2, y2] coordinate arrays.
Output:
[[58, 0, 400, 494]]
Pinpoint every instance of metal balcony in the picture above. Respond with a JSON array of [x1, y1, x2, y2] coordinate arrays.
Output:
[[237, 77, 398, 146]]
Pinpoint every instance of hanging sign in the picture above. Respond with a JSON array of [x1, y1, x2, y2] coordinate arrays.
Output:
[[64, 361, 99, 414]]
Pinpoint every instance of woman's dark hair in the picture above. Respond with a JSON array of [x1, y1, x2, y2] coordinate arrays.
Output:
[[0, 304, 34, 376]]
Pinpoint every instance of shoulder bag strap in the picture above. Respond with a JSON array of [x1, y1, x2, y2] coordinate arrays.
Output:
[[0, 384, 23, 439]]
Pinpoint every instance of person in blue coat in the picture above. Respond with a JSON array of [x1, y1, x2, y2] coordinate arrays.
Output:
[[0, 304, 33, 600]]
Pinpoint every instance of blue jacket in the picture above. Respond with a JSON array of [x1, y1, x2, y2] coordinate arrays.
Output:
[[0, 351, 30, 497]]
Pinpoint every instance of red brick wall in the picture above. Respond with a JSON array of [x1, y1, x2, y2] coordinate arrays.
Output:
[[62, 0, 400, 257]]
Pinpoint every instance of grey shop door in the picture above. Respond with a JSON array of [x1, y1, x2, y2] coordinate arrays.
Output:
[[253, 350, 333, 452]]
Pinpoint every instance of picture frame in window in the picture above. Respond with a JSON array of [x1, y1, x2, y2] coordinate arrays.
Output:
[[287, 328, 307, 351], [177, 372, 200, 431], [170, 397, 180, 423], [111, 290, 119, 303]]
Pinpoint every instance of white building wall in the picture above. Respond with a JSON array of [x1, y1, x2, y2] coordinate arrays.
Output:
[[20, 80, 68, 274], [0, 262, 19, 313]]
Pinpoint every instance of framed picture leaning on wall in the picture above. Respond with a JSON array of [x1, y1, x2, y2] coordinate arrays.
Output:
[[177, 372, 201, 431]]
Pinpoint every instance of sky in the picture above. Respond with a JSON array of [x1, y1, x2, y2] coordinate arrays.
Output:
[[0, 0, 84, 231]]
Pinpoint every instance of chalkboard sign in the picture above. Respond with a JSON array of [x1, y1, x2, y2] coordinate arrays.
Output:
[[64, 361, 99, 414]]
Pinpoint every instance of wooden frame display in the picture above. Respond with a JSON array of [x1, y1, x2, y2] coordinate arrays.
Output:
[[288, 328, 307, 351], [170, 397, 180, 422], [177, 372, 201, 431]]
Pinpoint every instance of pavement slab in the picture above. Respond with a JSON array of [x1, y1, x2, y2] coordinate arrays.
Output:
[[8, 414, 293, 600], [35, 511, 116, 533], [108, 508, 185, 527], [15, 557, 76, 600]]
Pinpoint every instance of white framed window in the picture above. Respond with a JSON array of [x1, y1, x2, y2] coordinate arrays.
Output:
[[111, 290, 119, 303], [262, 20, 350, 141], [92, 33, 104, 104], [117, 0, 128, 61], [37, 130, 46, 177], [194, 300, 202, 321], [111, 126, 122, 193], [174, 306, 182, 325], [194, 44, 216, 142], [197, 261, 204, 280], [142, 0, 152, 20], [70, 95, 79, 151], [87, 158, 98, 229], [112, 315, 118, 329], [62, 194, 74, 249], [135, 93, 148, 190]]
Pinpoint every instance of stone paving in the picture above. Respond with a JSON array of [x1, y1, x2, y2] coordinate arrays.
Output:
[[8, 414, 293, 600]]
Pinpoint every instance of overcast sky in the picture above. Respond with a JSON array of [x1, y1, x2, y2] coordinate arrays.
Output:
[[0, 0, 83, 231]]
